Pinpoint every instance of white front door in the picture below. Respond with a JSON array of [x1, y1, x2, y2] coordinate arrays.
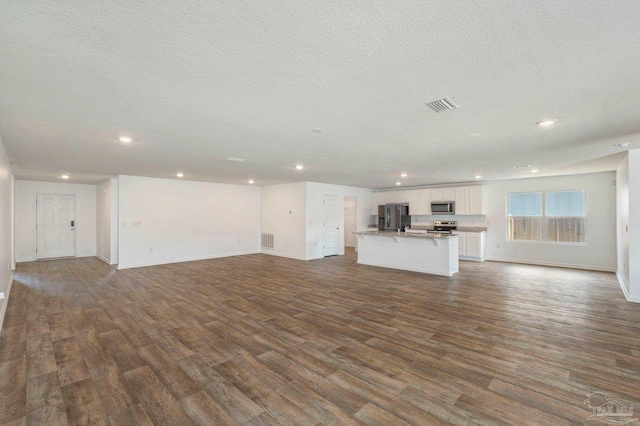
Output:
[[344, 197, 357, 248], [322, 194, 340, 257], [36, 194, 76, 259]]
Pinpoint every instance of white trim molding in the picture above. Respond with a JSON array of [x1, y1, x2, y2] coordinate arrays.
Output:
[[486, 257, 615, 273], [616, 271, 640, 303]]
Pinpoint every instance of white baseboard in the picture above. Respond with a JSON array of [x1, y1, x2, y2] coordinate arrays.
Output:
[[0, 275, 14, 335], [259, 250, 308, 261], [616, 271, 640, 303], [96, 255, 111, 265], [486, 257, 615, 272], [117, 250, 260, 270]]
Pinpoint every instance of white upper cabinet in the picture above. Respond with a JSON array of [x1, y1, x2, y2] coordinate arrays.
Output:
[[395, 190, 410, 204], [454, 186, 470, 215], [373, 185, 485, 216], [419, 189, 431, 215], [408, 190, 421, 215], [468, 186, 486, 215], [408, 189, 431, 215], [431, 187, 455, 202]]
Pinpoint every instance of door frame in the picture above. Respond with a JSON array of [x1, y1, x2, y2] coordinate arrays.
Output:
[[35, 193, 77, 260]]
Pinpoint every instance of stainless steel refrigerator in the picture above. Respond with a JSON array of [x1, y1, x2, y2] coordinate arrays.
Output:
[[378, 204, 411, 231]]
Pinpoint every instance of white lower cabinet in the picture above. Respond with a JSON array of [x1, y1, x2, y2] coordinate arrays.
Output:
[[453, 231, 485, 261]]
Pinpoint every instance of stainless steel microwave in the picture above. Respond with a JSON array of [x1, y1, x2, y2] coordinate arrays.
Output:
[[431, 201, 455, 215]]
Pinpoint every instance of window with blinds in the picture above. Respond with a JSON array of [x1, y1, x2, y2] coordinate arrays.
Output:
[[507, 192, 542, 241], [507, 190, 586, 243], [545, 190, 586, 243]]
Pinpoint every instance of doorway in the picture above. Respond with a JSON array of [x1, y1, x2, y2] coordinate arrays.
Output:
[[344, 197, 357, 248], [322, 194, 339, 257], [36, 194, 76, 259]]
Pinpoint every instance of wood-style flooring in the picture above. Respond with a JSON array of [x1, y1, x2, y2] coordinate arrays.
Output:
[[1, 249, 639, 425]]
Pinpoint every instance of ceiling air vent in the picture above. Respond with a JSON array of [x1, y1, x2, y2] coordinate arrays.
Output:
[[425, 97, 458, 112]]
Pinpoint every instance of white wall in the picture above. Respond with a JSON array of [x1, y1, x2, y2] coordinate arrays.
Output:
[[118, 175, 260, 269], [0, 138, 13, 333], [485, 172, 616, 271], [15, 180, 97, 262], [97, 178, 118, 264], [305, 182, 372, 260], [616, 155, 630, 296], [260, 182, 307, 260]]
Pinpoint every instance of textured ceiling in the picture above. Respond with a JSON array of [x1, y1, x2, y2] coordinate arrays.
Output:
[[1, 1, 638, 187]]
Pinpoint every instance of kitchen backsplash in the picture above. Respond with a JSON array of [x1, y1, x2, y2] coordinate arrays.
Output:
[[410, 215, 487, 227]]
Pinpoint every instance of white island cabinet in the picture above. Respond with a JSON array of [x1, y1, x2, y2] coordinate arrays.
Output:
[[356, 232, 459, 276]]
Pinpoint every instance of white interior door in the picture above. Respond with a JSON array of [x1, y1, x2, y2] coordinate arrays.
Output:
[[344, 197, 357, 248], [36, 194, 75, 259], [322, 194, 340, 256]]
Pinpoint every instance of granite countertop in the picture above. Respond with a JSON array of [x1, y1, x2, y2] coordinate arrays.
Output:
[[410, 226, 487, 232], [356, 231, 457, 239]]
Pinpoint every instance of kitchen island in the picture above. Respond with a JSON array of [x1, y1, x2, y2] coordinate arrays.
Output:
[[356, 231, 459, 276]]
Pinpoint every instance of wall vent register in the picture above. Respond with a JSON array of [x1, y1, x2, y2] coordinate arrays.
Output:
[[261, 233, 275, 249]]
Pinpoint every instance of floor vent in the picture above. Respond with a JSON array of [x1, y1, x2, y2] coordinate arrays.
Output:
[[261, 233, 274, 249], [425, 97, 458, 112]]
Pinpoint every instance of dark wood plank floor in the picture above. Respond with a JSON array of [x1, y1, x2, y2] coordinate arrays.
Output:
[[1, 249, 639, 425]]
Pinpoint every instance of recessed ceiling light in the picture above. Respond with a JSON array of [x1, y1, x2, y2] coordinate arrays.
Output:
[[226, 157, 246, 162], [176, 173, 184, 177], [614, 142, 630, 148], [400, 173, 408, 178], [475, 175, 482, 179], [530, 169, 539, 173], [536, 120, 556, 127], [60, 174, 70, 179], [513, 165, 532, 170], [119, 136, 133, 143], [248, 179, 254, 184], [295, 165, 304, 170], [396, 182, 401, 186]]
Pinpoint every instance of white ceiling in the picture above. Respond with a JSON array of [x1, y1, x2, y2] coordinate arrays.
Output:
[[1, 1, 638, 188]]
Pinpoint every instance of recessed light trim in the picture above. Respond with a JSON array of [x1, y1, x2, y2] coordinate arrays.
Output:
[[530, 169, 539, 173], [176, 173, 184, 177], [226, 157, 246, 162], [536, 119, 557, 127], [396, 182, 401, 186], [60, 174, 70, 179], [119, 136, 133, 143], [248, 179, 254, 184], [400, 173, 408, 178], [475, 175, 482, 179], [295, 164, 304, 170], [614, 142, 630, 148]]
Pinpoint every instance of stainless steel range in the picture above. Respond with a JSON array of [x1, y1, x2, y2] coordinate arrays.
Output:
[[427, 220, 457, 234]]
